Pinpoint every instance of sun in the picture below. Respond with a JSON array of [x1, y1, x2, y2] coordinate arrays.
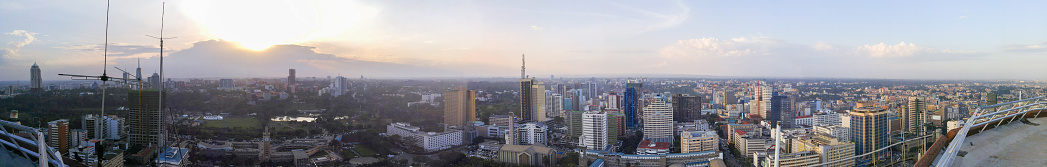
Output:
[[182, 0, 321, 51]]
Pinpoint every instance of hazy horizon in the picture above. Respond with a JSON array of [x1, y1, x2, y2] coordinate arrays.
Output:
[[3, 0, 1047, 81]]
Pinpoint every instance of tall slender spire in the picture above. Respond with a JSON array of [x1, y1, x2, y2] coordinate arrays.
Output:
[[521, 54, 526, 79]]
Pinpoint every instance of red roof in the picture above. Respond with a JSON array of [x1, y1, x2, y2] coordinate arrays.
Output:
[[735, 130, 747, 136], [795, 115, 812, 119], [637, 140, 670, 150]]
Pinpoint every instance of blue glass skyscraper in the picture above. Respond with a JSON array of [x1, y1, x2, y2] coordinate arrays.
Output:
[[624, 82, 642, 128]]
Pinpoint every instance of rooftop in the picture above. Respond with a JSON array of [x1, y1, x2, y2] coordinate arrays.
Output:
[[950, 117, 1047, 166], [637, 140, 669, 150]]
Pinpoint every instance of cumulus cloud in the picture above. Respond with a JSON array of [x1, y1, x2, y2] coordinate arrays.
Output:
[[659, 37, 785, 60], [0, 30, 38, 64], [6, 30, 36, 48], [856, 42, 925, 57], [856, 42, 980, 58], [1002, 42, 1047, 53]]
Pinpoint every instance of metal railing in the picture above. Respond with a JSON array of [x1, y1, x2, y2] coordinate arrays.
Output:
[[934, 96, 1047, 167], [0, 119, 67, 167]]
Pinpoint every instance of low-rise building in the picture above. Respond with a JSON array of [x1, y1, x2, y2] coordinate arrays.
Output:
[[680, 131, 718, 153], [385, 122, 463, 152], [584, 149, 722, 167], [158, 147, 190, 167], [760, 151, 820, 167], [791, 134, 855, 167], [635, 140, 670, 155], [497, 144, 558, 166]]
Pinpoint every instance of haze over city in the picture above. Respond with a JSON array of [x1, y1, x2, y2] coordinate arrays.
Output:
[[4, 1, 1047, 167], [2, 0, 1047, 80]]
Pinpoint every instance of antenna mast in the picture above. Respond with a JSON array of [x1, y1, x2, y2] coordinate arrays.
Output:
[[146, 2, 176, 165], [521, 54, 525, 79]]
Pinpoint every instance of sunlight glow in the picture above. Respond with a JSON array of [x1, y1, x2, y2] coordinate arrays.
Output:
[[182, 0, 377, 51]]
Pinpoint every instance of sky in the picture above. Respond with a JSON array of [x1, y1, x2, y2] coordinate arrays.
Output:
[[1, 0, 1046, 81]]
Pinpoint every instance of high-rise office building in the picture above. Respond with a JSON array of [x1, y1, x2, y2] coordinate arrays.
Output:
[[986, 93, 997, 105], [48, 119, 69, 152], [850, 107, 889, 159], [30, 62, 42, 92], [905, 97, 925, 135], [606, 112, 622, 143], [331, 76, 347, 97], [624, 82, 642, 128], [606, 92, 620, 111], [547, 92, 563, 118], [122, 72, 130, 84], [287, 69, 296, 86], [672, 94, 701, 123], [148, 73, 160, 89], [768, 93, 793, 128], [530, 82, 546, 121], [83, 114, 99, 139], [566, 111, 584, 138], [136, 59, 142, 83], [443, 88, 476, 126], [642, 95, 673, 142], [85, 114, 126, 140], [219, 79, 235, 89], [757, 85, 773, 118], [585, 82, 597, 102], [128, 89, 163, 147], [581, 111, 607, 150]]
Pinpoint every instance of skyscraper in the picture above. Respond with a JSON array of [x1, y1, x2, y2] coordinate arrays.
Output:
[[606, 92, 620, 111], [642, 95, 673, 142], [48, 119, 69, 152], [149, 73, 160, 89], [672, 94, 701, 123], [287, 69, 296, 86], [581, 111, 607, 150], [518, 54, 544, 122], [331, 76, 347, 97], [128, 89, 163, 147], [30, 62, 42, 92], [850, 107, 888, 159], [443, 88, 476, 126], [906, 97, 925, 135], [530, 82, 546, 121], [624, 82, 643, 128], [768, 93, 793, 128], [547, 92, 563, 118]]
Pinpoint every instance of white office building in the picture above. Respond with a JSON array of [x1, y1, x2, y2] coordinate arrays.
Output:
[[813, 124, 850, 142], [581, 111, 607, 150], [515, 122, 548, 146], [385, 122, 464, 152], [643, 96, 674, 143]]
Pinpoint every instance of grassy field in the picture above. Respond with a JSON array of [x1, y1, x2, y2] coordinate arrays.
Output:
[[355, 146, 377, 156], [203, 117, 261, 129]]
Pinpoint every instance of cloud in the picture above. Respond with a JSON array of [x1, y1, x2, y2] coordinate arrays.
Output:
[[0, 30, 38, 64], [855, 42, 980, 58], [813, 42, 834, 51], [856, 42, 925, 58], [58, 43, 169, 59], [659, 37, 784, 60], [6, 30, 36, 48], [958, 16, 967, 19], [1002, 42, 1047, 53], [531, 26, 544, 31], [655, 37, 988, 78], [159, 40, 455, 78]]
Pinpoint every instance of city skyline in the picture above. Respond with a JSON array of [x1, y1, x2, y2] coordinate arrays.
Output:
[[3, 0, 1047, 81]]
